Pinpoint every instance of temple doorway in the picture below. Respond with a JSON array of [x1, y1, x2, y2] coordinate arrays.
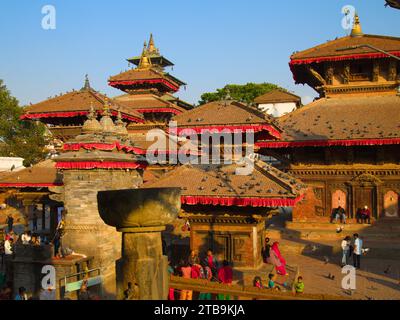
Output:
[[354, 187, 376, 218], [384, 191, 399, 218]]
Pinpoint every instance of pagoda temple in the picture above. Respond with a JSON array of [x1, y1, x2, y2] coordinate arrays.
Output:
[[258, 14, 400, 221], [110, 34, 192, 129]]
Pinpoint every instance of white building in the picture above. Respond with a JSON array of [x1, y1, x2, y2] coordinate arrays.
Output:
[[0, 157, 25, 172], [254, 89, 301, 118]]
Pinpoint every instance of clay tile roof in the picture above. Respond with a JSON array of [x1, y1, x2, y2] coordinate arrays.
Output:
[[254, 90, 301, 104], [277, 94, 400, 142], [109, 68, 185, 86], [0, 160, 62, 187], [116, 94, 186, 113], [172, 100, 280, 129], [142, 160, 304, 203], [22, 89, 144, 122], [291, 34, 400, 62]]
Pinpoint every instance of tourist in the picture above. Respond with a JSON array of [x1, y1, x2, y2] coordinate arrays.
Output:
[[78, 279, 91, 300], [261, 237, 271, 263], [179, 260, 193, 300], [204, 249, 219, 280], [361, 206, 371, 224], [198, 262, 212, 300], [268, 273, 280, 291], [30, 234, 41, 246], [271, 242, 288, 276], [336, 206, 346, 224], [5, 214, 14, 233], [341, 236, 351, 267], [167, 261, 175, 300], [294, 276, 304, 294], [253, 276, 264, 289], [217, 260, 233, 300], [4, 237, 13, 255], [32, 212, 38, 231], [15, 287, 28, 300], [188, 250, 201, 279], [353, 233, 363, 269], [21, 231, 31, 245]]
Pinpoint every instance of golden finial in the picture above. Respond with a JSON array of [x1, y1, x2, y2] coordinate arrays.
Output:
[[351, 12, 363, 37], [148, 33, 158, 54], [138, 41, 151, 69]]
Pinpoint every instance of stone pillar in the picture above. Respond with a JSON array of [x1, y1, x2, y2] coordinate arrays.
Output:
[[97, 187, 181, 300], [119, 226, 168, 300]]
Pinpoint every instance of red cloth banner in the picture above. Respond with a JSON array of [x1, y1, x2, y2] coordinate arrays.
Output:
[[55, 161, 147, 170], [108, 79, 179, 92], [63, 142, 147, 155], [290, 51, 400, 66], [181, 194, 304, 207], [256, 138, 400, 148], [0, 183, 63, 188], [20, 111, 144, 123], [171, 125, 281, 140]]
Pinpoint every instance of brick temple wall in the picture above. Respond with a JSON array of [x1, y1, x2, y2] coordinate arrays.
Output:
[[61, 169, 143, 299]]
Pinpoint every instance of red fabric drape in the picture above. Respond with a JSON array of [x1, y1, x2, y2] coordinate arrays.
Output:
[[135, 108, 183, 115], [56, 161, 147, 170], [20, 111, 144, 123], [63, 142, 147, 155], [290, 51, 400, 66], [108, 79, 179, 92], [181, 194, 304, 207], [0, 183, 63, 188], [170, 125, 281, 140], [256, 138, 400, 149]]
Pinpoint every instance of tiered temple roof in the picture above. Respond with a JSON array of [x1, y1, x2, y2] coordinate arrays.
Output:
[[257, 94, 400, 148], [171, 100, 282, 138], [22, 76, 144, 124], [143, 160, 305, 207]]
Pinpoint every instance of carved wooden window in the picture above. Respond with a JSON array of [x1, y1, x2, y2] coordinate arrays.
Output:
[[350, 61, 372, 81]]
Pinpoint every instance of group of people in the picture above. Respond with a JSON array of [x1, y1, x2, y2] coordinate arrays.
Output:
[[341, 233, 363, 269], [330, 205, 372, 224], [169, 249, 233, 300]]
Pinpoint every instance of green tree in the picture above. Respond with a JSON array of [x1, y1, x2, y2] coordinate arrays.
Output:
[[198, 82, 285, 105], [0, 80, 48, 166]]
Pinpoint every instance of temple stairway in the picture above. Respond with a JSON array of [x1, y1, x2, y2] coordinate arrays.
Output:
[[265, 217, 400, 260]]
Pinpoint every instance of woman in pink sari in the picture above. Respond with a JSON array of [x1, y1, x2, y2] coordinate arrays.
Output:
[[270, 242, 288, 276]]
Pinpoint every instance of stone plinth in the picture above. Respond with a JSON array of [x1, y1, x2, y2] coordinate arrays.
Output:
[[97, 188, 181, 300]]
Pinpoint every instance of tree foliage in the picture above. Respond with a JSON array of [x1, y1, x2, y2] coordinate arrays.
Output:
[[198, 82, 285, 105], [0, 80, 48, 166]]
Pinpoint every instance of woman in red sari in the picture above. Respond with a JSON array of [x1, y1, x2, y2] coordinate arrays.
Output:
[[271, 242, 288, 276]]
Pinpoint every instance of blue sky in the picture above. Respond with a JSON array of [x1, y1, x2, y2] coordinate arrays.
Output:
[[0, 0, 399, 106]]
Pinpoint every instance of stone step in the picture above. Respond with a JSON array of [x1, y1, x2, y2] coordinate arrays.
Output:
[[283, 221, 375, 232], [266, 227, 400, 242]]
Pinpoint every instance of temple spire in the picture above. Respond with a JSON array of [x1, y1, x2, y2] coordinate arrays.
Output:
[[147, 33, 159, 54], [82, 74, 91, 91], [350, 12, 363, 37]]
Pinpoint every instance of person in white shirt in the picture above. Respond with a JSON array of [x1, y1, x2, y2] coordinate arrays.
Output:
[[341, 236, 351, 267], [21, 231, 32, 245], [353, 233, 363, 269], [4, 238, 13, 255]]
